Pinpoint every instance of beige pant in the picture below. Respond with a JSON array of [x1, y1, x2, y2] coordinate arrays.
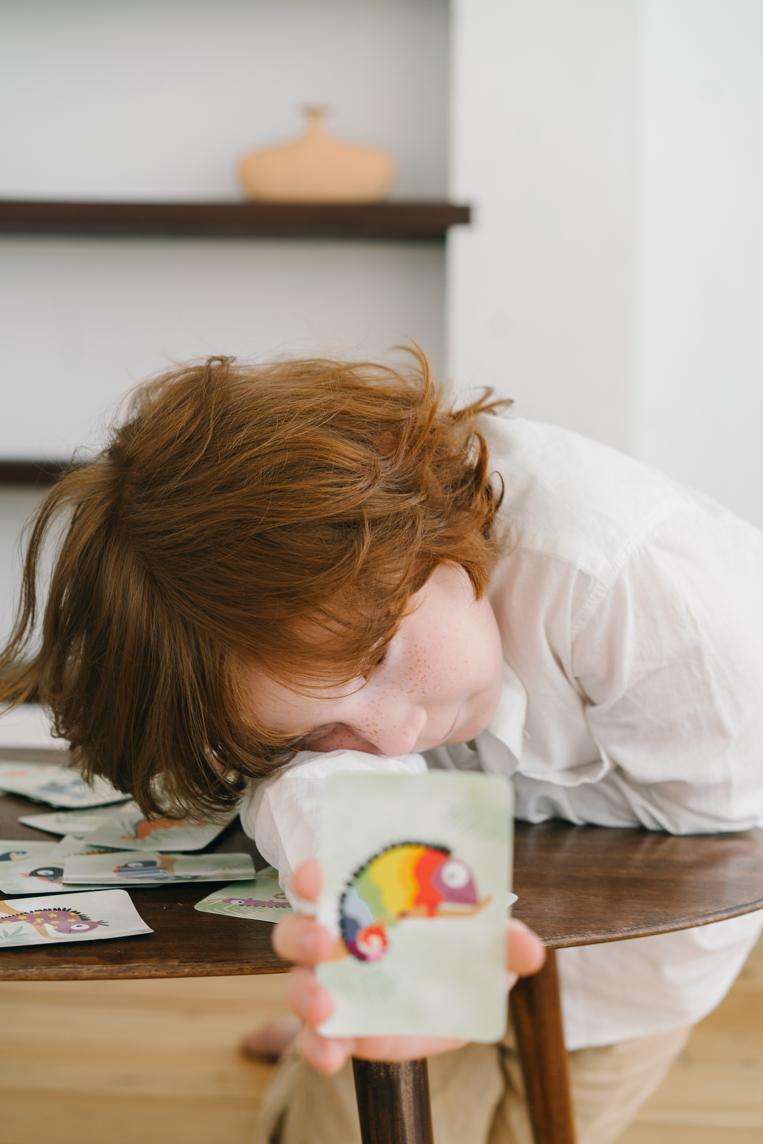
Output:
[[255, 1022, 690, 1144]]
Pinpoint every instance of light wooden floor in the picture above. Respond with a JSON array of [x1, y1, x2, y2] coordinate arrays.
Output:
[[2, 939, 763, 1144]]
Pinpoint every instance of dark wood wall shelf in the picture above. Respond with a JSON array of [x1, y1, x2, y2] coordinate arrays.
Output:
[[0, 461, 74, 489], [0, 199, 470, 240]]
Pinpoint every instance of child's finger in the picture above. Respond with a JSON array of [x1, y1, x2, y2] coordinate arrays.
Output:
[[291, 858, 322, 902], [295, 1025, 353, 1076], [506, 918, 546, 977], [272, 912, 335, 966], [287, 967, 335, 1028]]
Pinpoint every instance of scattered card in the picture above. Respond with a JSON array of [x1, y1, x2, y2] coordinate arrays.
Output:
[[19, 804, 131, 837], [0, 836, 115, 895], [0, 761, 128, 809], [194, 866, 293, 922], [82, 804, 237, 851], [63, 850, 256, 887], [0, 840, 61, 863], [0, 889, 152, 947], [316, 771, 513, 1043]]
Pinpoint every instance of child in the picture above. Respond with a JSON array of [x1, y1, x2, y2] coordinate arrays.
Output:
[[2, 348, 762, 1143]]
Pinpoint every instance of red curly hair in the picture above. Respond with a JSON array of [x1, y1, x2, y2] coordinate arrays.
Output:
[[0, 346, 511, 816]]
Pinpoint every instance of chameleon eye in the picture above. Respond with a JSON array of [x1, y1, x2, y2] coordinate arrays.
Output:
[[68, 922, 93, 931], [440, 860, 470, 889]]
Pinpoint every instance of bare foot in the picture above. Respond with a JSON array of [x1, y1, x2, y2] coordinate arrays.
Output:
[[239, 1016, 302, 1062]]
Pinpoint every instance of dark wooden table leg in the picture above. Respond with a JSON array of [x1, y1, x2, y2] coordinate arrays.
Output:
[[352, 1058, 435, 1144], [509, 948, 576, 1143]]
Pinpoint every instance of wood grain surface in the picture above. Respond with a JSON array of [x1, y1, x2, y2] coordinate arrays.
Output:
[[2, 944, 763, 1144]]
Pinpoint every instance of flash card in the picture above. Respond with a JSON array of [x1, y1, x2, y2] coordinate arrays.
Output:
[[82, 805, 237, 851], [63, 850, 256, 886], [0, 840, 60, 863], [194, 866, 293, 922], [0, 761, 127, 808], [0, 836, 114, 895], [0, 889, 152, 947], [316, 770, 513, 1042], [19, 804, 132, 837]]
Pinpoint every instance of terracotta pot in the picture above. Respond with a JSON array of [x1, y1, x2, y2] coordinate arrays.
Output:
[[238, 105, 396, 203]]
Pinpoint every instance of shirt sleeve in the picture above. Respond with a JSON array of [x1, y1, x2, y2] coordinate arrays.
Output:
[[570, 502, 763, 833], [239, 749, 427, 904]]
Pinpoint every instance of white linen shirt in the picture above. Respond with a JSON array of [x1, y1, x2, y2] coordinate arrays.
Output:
[[242, 414, 763, 1051], [466, 415, 763, 1048]]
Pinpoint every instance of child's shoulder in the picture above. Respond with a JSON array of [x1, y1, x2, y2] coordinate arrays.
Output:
[[480, 414, 700, 580]]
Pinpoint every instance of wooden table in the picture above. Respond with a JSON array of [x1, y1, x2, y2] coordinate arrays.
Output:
[[2, 751, 763, 1142]]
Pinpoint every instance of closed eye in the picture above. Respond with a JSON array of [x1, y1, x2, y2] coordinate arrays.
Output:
[[298, 722, 343, 750]]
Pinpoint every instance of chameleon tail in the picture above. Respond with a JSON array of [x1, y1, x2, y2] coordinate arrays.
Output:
[[340, 916, 389, 962]]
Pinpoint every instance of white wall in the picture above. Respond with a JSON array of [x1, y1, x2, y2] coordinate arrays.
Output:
[[447, 0, 640, 452], [0, 0, 450, 641], [5, 1, 763, 643], [635, 0, 763, 525], [1, 0, 449, 202], [448, 0, 763, 525]]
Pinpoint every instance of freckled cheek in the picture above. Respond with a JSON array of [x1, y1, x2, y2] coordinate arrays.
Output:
[[437, 611, 503, 698]]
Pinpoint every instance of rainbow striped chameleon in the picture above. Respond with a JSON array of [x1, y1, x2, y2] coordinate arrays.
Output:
[[337, 841, 490, 962]]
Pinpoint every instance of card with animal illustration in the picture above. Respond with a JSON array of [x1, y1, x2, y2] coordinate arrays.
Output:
[[63, 850, 256, 886], [0, 761, 128, 808], [0, 889, 152, 947], [316, 771, 512, 1042], [194, 866, 293, 922], [19, 803, 132, 837], [0, 840, 61, 863], [81, 804, 238, 851], [0, 836, 116, 895]]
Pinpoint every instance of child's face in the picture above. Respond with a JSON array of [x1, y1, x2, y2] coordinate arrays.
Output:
[[241, 563, 505, 757]]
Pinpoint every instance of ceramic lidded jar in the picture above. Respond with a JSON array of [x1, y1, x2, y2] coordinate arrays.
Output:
[[238, 105, 396, 203]]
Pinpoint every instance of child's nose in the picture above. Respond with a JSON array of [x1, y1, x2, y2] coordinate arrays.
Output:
[[358, 702, 428, 757]]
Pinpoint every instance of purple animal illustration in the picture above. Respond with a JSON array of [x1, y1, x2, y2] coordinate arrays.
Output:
[[222, 895, 289, 908], [0, 905, 105, 939]]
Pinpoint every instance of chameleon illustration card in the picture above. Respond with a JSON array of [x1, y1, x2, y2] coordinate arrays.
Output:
[[0, 836, 115, 895], [82, 804, 238, 851], [316, 771, 513, 1043], [0, 761, 128, 808], [63, 850, 256, 887], [194, 866, 293, 922], [0, 889, 152, 947]]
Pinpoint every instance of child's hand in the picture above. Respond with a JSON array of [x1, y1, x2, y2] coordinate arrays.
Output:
[[272, 858, 545, 1075]]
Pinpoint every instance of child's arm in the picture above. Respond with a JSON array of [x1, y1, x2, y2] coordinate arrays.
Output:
[[239, 748, 427, 899], [572, 507, 763, 834], [273, 858, 545, 1075]]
